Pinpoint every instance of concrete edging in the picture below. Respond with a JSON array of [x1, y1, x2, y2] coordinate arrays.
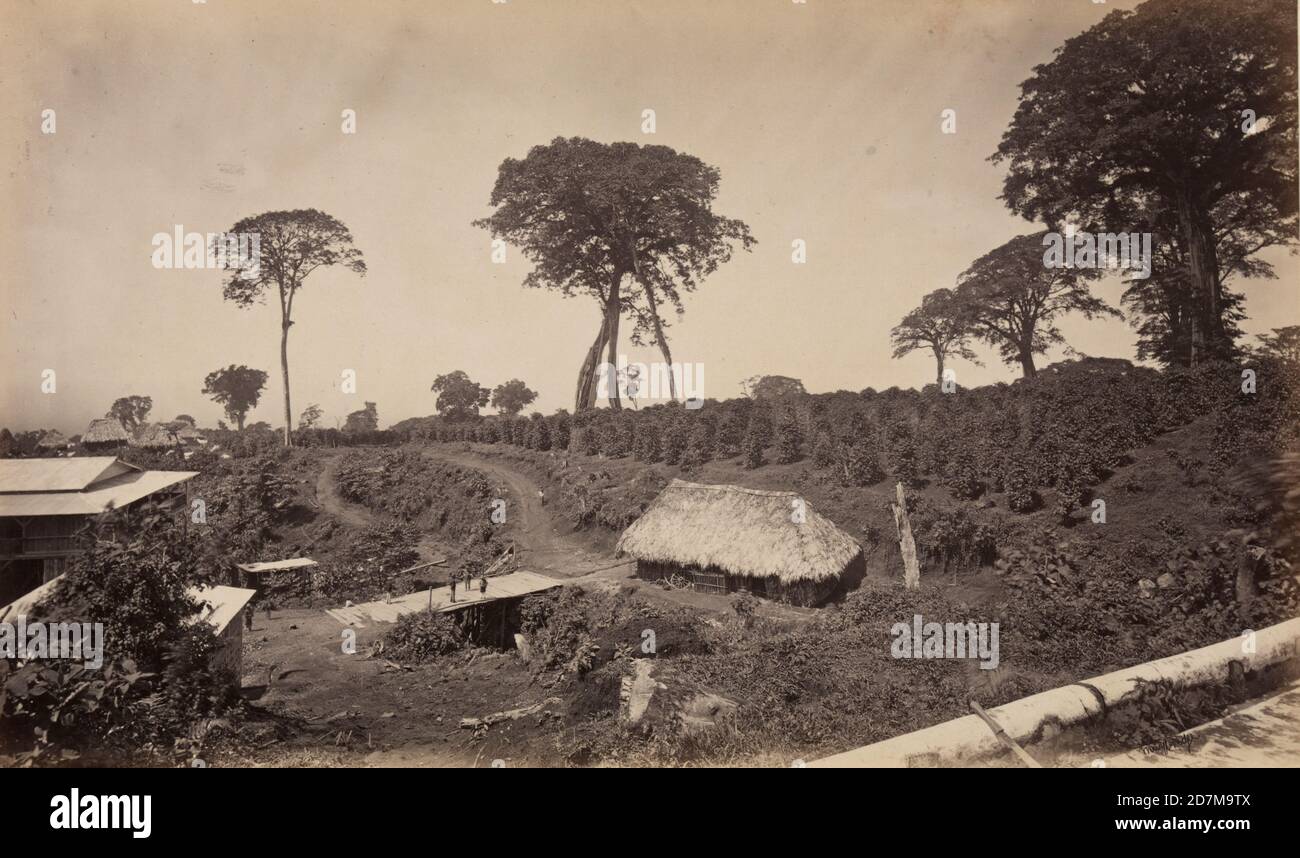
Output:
[[810, 617, 1300, 768]]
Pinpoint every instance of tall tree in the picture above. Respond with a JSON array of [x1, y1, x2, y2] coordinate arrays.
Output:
[[992, 0, 1297, 363], [202, 365, 268, 431], [891, 288, 980, 385], [107, 396, 153, 430], [431, 371, 490, 421], [474, 137, 753, 411], [491, 379, 538, 417], [216, 209, 366, 445], [955, 232, 1119, 378]]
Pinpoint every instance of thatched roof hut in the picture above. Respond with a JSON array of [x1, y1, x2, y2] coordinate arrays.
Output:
[[166, 422, 202, 444], [36, 430, 69, 450], [616, 479, 864, 606], [82, 418, 130, 448], [130, 423, 181, 450]]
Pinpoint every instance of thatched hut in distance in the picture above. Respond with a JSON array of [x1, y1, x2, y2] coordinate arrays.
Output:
[[131, 423, 181, 450], [82, 418, 129, 450], [36, 430, 69, 452], [616, 479, 865, 607]]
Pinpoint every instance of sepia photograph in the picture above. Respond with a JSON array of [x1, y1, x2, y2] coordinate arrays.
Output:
[[1, 0, 1298, 832]]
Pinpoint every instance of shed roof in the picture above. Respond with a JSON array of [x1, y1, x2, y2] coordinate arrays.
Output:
[[0, 469, 197, 516], [235, 558, 318, 574], [0, 578, 255, 637], [0, 457, 139, 492], [191, 585, 257, 636]]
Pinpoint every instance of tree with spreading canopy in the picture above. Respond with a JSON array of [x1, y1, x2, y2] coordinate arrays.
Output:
[[741, 375, 807, 400], [491, 379, 538, 417], [473, 137, 754, 411], [431, 371, 490, 421], [298, 403, 324, 430], [1256, 326, 1300, 364], [991, 0, 1297, 365], [343, 401, 379, 433], [216, 209, 366, 445], [202, 365, 268, 431], [891, 288, 981, 385], [955, 232, 1119, 378], [107, 396, 153, 431]]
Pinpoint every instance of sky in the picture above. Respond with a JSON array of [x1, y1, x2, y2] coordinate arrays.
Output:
[[2, 0, 1296, 434]]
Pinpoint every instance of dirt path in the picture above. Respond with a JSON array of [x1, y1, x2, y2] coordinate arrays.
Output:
[[315, 452, 445, 563], [314, 445, 807, 620], [420, 446, 612, 577], [315, 453, 376, 530], [417, 446, 813, 622]]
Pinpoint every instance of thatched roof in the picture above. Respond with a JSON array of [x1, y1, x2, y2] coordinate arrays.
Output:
[[36, 430, 68, 449], [615, 479, 862, 583], [83, 418, 129, 445], [130, 423, 180, 449]]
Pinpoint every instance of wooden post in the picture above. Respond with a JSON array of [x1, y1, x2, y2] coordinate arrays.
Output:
[[1237, 546, 1263, 610], [890, 482, 920, 590], [970, 700, 1041, 768]]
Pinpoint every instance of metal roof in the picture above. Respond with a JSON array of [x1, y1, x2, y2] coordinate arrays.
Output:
[[0, 470, 198, 516], [0, 578, 256, 637], [235, 558, 318, 573], [191, 585, 257, 636], [0, 457, 140, 492]]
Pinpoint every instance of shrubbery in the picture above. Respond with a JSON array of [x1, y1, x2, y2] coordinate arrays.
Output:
[[383, 610, 465, 662]]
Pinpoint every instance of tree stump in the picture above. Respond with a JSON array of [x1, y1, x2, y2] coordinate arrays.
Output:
[[891, 482, 920, 590]]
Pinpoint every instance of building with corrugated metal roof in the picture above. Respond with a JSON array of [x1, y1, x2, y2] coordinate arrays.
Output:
[[0, 457, 198, 605]]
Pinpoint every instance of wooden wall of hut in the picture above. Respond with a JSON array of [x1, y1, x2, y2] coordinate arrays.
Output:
[[633, 559, 846, 607]]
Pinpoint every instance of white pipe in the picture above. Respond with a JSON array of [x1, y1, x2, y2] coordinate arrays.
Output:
[[810, 617, 1300, 768]]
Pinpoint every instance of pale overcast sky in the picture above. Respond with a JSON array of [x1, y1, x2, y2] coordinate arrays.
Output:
[[2, 0, 1296, 434]]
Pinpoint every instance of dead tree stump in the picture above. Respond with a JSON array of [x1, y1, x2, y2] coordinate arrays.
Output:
[[891, 482, 920, 590]]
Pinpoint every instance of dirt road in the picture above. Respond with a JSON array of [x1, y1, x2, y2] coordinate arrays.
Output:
[[315, 453, 375, 530], [420, 446, 614, 578], [315, 452, 446, 563]]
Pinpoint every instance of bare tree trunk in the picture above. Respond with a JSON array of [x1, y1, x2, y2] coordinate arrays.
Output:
[[641, 280, 676, 400], [933, 348, 945, 387], [1019, 349, 1036, 379], [604, 272, 623, 410], [1174, 187, 1224, 360], [574, 318, 609, 412], [280, 320, 293, 447]]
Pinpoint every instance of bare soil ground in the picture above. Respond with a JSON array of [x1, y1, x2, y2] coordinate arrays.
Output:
[[230, 444, 826, 767]]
